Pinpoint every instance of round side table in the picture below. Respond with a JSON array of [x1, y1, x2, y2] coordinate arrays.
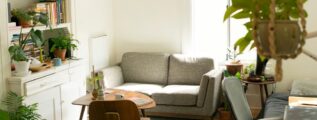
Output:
[[242, 80, 277, 107]]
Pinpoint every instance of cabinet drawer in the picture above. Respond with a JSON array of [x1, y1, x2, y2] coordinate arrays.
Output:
[[25, 71, 68, 96]]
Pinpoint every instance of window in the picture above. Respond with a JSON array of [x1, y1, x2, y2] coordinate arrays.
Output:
[[188, 0, 256, 65]]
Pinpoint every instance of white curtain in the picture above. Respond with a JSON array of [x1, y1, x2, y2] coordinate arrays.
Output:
[[184, 0, 256, 65], [185, 0, 228, 64]]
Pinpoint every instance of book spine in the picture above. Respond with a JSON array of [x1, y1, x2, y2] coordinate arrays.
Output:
[[62, 0, 67, 22], [56, 0, 60, 24]]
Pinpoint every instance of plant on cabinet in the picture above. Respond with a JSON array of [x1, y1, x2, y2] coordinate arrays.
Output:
[[8, 11, 49, 76], [50, 34, 77, 61]]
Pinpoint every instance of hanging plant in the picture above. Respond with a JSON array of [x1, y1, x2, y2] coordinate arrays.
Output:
[[224, 0, 308, 81]]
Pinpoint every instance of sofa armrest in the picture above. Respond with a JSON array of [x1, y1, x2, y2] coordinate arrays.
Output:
[[197, 68, 223, 113], [100, 66, 124, 88]]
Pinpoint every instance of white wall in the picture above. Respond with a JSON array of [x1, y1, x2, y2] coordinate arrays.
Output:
[[74, 0, 114, 73], [275, 0, 317, 92], [113, 0, 189, 62]]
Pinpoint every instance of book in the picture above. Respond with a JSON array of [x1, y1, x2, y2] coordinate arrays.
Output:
[[35, 1, 65, 25]]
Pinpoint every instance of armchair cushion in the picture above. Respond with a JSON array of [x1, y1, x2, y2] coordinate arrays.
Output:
[[168, 54, 214, 85], [152, 85, 200, 106], [121, 52, 170, 85], [114, 83, 164, 96], [101, 66, 124, 88]]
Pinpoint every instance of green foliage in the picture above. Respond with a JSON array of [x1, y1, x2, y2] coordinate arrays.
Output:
[[50, 35, 78, 52], [8, 45, 28, 61], [8, 10, 50, 62], [2, 92, 42, 120], [243, 64, 255, 74], [88, 74, 103, 89], [224, 0, 308, 54], [11, 9, 34, 22], [0, 110, 10, 120], [224, 70, 242, 79]]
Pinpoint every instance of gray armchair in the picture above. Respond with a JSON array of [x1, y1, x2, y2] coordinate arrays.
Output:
[[222, 77, 283, 120], [100, 52, 223, 119]]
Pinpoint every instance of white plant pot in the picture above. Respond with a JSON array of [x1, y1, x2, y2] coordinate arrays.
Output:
[[13, 60, 31, 77]]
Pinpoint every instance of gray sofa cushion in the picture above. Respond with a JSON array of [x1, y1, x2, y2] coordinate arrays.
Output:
[[264, 93, 289, 118], [121, 52, 169, 85], [168, 54, 214, 85], [114, 83, 164, 96], [152, 85, 200, 106]]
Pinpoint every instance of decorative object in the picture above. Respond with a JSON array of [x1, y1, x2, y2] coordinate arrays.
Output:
[[50, 34, 78, 61], [1, 92, 42, 120], [226, 48, 243, 75], [224, 0, 308, 81], [11, 9, 34, 27], [29, 63, 51, 72], [218, 107, 233, 120], [53, 58, 62, 66], [8, 10, 49, 76], [88, 66, 104, 100]]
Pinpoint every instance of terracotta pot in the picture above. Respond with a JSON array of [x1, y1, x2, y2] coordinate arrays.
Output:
[[226, 63, 243, 75], [256, 20, 302, 57], [54, 49, 67, 61], [218, 108, 233, 120], [19, 20, 32, 28]]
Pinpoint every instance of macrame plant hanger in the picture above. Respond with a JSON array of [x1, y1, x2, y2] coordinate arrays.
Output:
[[252, 0, 307, 81]]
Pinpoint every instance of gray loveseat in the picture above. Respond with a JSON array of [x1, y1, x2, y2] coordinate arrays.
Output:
[[101, 52, 223, 119]]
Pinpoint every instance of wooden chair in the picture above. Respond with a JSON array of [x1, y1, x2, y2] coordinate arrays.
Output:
[[88, 100, 150, 120]]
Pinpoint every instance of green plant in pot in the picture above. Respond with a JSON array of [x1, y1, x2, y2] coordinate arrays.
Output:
[[8, 12, 49, 76], [50, 34, 77, 61], [218, 87, 233, 120], [88, 66, 104, 100], [11, 9, 37, 28], [0, 92, 42, 120], [226, 48, 243, 75], [224, 0, 308, 81]]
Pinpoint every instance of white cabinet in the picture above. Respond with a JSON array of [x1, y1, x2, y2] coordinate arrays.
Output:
[[7, 60, 85, 120], [61, 65, 86, 120], [24, 86, 62, 120]]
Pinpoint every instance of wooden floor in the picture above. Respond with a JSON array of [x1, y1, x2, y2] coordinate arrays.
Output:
[[212, 108, 261, 120]]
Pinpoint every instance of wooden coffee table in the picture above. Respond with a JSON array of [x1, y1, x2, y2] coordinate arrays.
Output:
[[72, 89, 156, 120]]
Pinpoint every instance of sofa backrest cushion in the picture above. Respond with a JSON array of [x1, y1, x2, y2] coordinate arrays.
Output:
[[121, 52, 169, 85], [168, 54, 214, 85]]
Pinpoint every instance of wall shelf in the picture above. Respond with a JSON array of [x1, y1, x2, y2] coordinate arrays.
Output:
[[8, 23, 71, 35]]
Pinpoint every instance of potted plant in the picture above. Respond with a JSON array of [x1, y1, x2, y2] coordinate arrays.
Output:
[[8, 11, 49, 76], [218, 78, 233, 120], [50, 34, 78, 61], [0, 92, 42, 120], [88, 66, 104, 100], [11, 9, 36, 28], [224, 0, 308, 80], [226, 48, 243, 75]]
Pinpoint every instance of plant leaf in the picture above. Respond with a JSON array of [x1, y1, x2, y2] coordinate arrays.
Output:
[[234, 32, 252, 53], [223, 6, 239, 21], [232, 10, 251, 19]]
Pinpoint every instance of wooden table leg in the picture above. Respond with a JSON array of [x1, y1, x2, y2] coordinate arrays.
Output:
[[141, 109, 146, 117], [79, 105, 86, 120], [244, 83, 249, 93], [264, 84, 269, 98], [259, 85, 265, 107]]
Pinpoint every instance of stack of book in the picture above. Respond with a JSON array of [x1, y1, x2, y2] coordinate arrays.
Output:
[[35, 0, 67, 26]]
